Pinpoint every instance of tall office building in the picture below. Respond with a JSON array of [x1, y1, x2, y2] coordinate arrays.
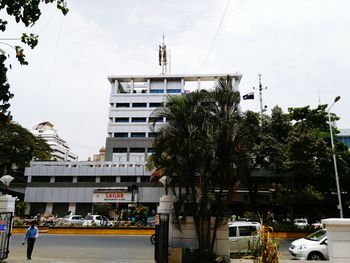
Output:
[[105, 74, 242, 162]]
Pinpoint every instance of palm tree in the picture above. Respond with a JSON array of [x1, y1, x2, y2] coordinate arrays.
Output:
[[148, 76, 242, 261]]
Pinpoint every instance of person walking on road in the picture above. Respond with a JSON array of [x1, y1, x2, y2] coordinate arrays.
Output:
[[22, 221, 39, 260]]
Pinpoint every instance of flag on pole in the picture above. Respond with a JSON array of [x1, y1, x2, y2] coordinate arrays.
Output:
[[243, 92, 254, 100]]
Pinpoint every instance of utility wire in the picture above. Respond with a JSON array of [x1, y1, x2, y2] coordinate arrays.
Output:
[[198, 0, 231, 72]]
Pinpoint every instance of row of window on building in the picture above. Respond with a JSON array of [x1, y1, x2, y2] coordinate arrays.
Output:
[[30, 176, 151, 183], [108, 132, 158, 138], [110, 102, 163, 108], [110, 117, 164, 123]]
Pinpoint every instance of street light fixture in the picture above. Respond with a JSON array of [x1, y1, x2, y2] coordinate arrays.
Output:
[[327, 96, 343, 218]]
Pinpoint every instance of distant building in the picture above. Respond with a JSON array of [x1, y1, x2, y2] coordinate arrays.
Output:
[[30, 122, 78, 162], [338, 129, 350, 148], [92, 147, 106, 162]]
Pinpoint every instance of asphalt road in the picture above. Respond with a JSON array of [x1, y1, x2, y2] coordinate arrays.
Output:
[[6, 235, 328, 263], [8, 234, 154, 262]]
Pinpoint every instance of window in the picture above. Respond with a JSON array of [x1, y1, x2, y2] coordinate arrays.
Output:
[[55, 176, 73, 183], [149, 102, 162, 107], [239, 226, 257, 236], [131, 133, 146, 138], [141, 176, 150, 183], [229, 227, 237, 237], [116, 103, 130, 108], [113, 148, 127, 153], [100, 176, 116, 183], [130, 148, 145, 153], [114, 133, 128, 138], [148, 133, 158, 138], [132, 103, 147, 108], [31, 176, 51, 183], [115, 117, 129, 123], [150, 89, 164, 94], [131, 117, 146, 123], [149, 117, 163, 123], [147, 148, 155, 153], [77, 176, 96, 183], [120, 176, 137, 182], [167, 89, 181, 93]]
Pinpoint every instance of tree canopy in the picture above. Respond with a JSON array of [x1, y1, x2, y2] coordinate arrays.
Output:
[[0, 0, 69, 123], [0, 121, 52, 174]]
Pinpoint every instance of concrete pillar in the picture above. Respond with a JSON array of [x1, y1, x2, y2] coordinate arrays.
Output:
[[73, 176, 78, 183], [197, 78, 201, 90], [113, 80, 118, 94], [131, 79, 134, 93], [164, 79, 167, 93], [116, 177, 121, 183], [27, 176, 32, 183], [25, 203, 31, 215], [147, 79, 151, 93], [50, 176, 55, 183], [68, 203, 76, 214], [46, 203, 53, 215], [322, 218, 350, 262], [96, 176, 100, 183]]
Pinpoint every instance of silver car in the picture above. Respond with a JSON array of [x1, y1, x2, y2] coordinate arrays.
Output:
[[62, 215, 84, 225]]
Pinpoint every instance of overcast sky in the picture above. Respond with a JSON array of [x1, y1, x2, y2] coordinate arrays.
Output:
[[4, 0, 350, 160]]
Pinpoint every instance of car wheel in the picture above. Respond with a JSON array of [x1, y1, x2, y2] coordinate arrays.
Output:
[[308, 252, 324, 260]]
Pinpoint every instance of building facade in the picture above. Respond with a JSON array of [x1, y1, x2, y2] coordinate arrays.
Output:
[[30, 122, 78, 162], [24, 73, 242, 217]]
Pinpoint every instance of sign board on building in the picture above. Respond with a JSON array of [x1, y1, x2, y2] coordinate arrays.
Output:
[[92, 192, 135, 203]]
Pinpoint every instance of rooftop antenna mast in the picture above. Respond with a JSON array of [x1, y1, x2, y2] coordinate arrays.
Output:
[[159, 35, 171, 75], [253, 74, 267, 115]]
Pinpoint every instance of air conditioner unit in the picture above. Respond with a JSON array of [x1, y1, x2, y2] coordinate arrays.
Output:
[[112, 164, 117, 167], [104, 163, 110, 167], [65, 164, 71, 168]]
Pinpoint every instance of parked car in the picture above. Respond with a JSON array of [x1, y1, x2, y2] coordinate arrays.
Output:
[[289, 229, 328, 260], [294, 218, 309, 229], [83, 215, 114, 227], [62, 215, 84, 225], [229, 221, 261, 253], [311, 221, 324, 229]]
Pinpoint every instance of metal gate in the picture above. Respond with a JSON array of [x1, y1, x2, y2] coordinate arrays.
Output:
[[0, 212, 13, 260], [154, 213, 169, 263]]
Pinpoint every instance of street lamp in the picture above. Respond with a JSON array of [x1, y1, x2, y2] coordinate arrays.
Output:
[[327, 96, 343, 218]]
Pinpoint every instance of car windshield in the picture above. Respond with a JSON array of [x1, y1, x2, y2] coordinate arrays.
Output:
[[305, 229, 326, 241]]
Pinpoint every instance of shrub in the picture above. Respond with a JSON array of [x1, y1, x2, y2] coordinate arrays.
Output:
[[248, 225, 279, 263]]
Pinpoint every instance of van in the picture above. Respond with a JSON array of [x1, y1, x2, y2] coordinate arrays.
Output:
[[228, 221, 261, 253]]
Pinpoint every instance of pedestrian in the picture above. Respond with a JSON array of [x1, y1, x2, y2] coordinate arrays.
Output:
[[22, 221, 39, 260]]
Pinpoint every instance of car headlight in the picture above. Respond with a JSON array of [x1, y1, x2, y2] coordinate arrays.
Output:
[[297, 245, 307, 250]]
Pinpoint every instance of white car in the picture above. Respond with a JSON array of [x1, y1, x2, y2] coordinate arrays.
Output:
[[289, 229, 328, 260], [229, 221, 261, 253], [83, 215, 114, 227], [294, 218, 309, 229], [62, 215, 84, 225]]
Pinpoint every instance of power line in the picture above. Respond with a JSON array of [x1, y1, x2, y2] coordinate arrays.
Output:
[[199, 0, 231, 72]]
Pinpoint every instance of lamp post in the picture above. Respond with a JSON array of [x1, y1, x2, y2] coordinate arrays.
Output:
[[327, 96, 343, 218]]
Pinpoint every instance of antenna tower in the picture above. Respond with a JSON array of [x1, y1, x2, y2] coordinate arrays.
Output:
[[159, 35, 171, 75], [253, 74, 267, 115]]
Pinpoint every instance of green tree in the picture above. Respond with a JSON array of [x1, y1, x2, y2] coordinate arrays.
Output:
[[148, 76, 241, 261], [0, 121, 52, 175], [0, 0, 69, 122]]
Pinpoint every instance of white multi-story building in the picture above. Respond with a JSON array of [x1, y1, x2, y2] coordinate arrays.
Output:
[[23, 73, 242, 217], [30, 122, 78, 162]]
